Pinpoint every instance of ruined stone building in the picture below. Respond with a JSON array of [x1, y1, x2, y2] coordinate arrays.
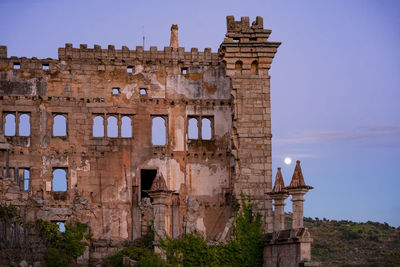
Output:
[[0, 16, 314, 266]]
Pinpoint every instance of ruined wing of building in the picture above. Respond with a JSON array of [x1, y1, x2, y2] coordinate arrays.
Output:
[[0, 16, 316, 266]]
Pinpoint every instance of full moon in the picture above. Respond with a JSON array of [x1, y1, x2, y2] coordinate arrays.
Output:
[[284, 157, 292, 165]]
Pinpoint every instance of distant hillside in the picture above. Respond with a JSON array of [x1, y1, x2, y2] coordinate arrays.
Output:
[[285, 215, 400, 266]]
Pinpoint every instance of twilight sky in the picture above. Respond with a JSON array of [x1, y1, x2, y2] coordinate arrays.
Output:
[[1, 0, 399, 226]]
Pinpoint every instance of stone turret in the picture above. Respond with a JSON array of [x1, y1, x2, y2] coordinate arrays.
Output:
[[267, 168, 289, 232], [219, 16, 280, 232], [170, 24, 179, 50], [286, 160, 313, 229]]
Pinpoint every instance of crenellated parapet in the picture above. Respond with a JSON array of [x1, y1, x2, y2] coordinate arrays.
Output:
[[58, 44, 219, 66]]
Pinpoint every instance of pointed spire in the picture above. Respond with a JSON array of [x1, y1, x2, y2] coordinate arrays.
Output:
[[271, 168, 287, 194], [150, 173, 168, 191], [286, 160, 313, 189], [170, 24, 179, 50]]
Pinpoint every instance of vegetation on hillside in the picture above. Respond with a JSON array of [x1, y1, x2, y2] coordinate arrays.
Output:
[[300, 216, 400, 266]]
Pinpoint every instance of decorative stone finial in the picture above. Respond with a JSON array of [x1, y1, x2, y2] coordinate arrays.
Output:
[[286, 160, 313, 190], [150, 173, 168, 191], [170, 24, 179, 50], [271, 167, 287, 194]]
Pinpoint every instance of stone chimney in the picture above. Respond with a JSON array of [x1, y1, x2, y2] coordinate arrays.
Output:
[[286, 160, 313, 229], [170, 24, 179, 50]]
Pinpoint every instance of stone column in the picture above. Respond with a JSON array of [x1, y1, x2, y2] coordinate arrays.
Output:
[[147, 191, 172, 242], [286, 160, 313, 229], [287, 188, 308, 229], [272, 194, 288, 231], [268, 168, 289, 232]]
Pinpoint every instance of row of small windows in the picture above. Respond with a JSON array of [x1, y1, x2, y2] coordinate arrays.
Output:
[[235, 60, 259, 75], [92, 115, 133, 138], [3, 113, 213, 145], [4, 113, 66, 137]]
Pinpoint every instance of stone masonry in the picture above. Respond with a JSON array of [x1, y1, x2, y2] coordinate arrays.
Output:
[[0, 16, 314, 265]]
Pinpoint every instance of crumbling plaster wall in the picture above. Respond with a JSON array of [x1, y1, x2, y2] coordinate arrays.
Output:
[[0, 45, 233, 242]]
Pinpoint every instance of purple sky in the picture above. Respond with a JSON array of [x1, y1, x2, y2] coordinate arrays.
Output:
[[1, 0, 399, 226]]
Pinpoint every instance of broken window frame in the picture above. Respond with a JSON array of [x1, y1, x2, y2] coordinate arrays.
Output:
[[92, 113, 134, 139], [16, 168, 30, 191], [121, 115, 133, 138], [187, 115, 214, 140], [188, 117, 199, 140], [52, 113, 68, 137], [3, 112, 31, 137], [151, 115, 168, 146], [140, 169, 158, 200], [112, 87, 120, 95], [139, 88, 147, 95], [52, 168, 68, 192], [107, 114, 119, 138]]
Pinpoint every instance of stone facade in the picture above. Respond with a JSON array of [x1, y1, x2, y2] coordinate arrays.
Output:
[[0, 16, 314, 265]]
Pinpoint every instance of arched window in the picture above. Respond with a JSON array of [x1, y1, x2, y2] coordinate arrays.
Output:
[[4, 114, 16, 136], [19, 114, 30, 136], [152, 117, 166, 146], [201, 118, 212, 140], [93, 116, 104, 137], [53, 115, 67, 136], [107, 116, 118, 137], [235, 61, 243, 75], [52, 169, 67, 191], [121, 116, 132, 138], [188, 118, 199, 139], [251, 60, 259, 75]]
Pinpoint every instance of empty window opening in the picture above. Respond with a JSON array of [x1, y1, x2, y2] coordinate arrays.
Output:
[[107, 116, 118, 137], [250, 37, 257, 41], [23, 169, 30, 191], [19, 114, 30, 136], [235, 61, 243, 75], [188, 118, 199, 139], [53, 115, 67, 136], [141, 169, 157, 199], [121, 116, 132, 138], [201, 118, 212, 140], [139, 88, 147, 95], [181, 68, 188, 75], [56, 222, 66, 233], [93, 116, 104, 137], [251, 60, 259, 75], [233, 38, 240, 42], [13, 63, 20, 69], [152, 117, 166, 146], [127, 66, 133, 73], [42, 64, 49, 70], [52, 169, 67, 192], [5, 114, 16, 136], [112, 87, 120, 95]]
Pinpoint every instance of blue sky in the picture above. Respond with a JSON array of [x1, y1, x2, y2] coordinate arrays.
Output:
[[1, 0, 399, 226]]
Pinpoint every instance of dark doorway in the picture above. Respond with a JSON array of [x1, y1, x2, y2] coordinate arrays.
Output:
[[141, 169, 157, 199]]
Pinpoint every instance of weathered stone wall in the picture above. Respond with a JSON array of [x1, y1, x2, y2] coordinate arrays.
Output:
[[0, 41, 233, 243], [0, 15, 289, 263], [219, 16, 280, 231]]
